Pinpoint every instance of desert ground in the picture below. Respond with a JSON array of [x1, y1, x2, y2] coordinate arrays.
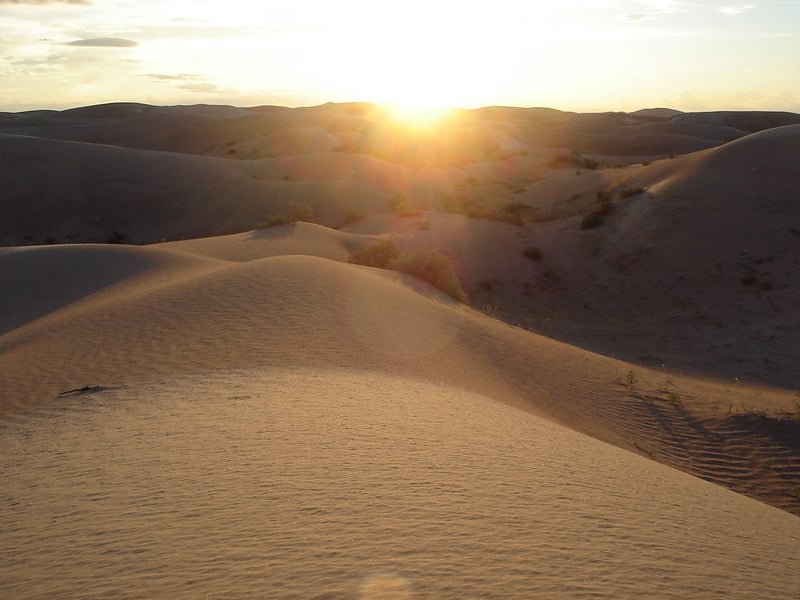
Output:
[[1, 102, 799, 598]]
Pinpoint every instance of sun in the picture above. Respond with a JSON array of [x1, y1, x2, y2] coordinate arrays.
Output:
[[381, 102, 454, 129]]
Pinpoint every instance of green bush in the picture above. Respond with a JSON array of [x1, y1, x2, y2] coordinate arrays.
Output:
[[257, 203, 314, 229], [348, 239, 467, 302]]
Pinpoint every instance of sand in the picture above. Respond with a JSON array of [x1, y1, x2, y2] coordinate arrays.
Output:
[[3, 371, 798, 598], [2, 102, 800, 597]]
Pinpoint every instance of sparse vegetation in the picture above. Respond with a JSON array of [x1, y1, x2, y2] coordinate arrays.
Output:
[[348, 239, 467, 302], [257, 203, 315, 229], [107, 231, 127, 244], [388, 194, 420, 217], [339, 210, 363, 228], [619, 187, 646, 198], [580, 211, 604, 230], [547, 151, 598, 170], [523, 246, 543, 260], [626, 370, 637, 391], [417, 219, 431, 231], [580, 191, 614, 230]]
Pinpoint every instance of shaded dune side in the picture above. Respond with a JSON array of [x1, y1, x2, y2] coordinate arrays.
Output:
[[155, 223, 378, 263], [0, 244, 224, 334], [2, 254, 798, 513], [0, 135, 390, 244]]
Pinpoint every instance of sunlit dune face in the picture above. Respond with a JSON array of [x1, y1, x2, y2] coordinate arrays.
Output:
[[381, 102, 454, 130]]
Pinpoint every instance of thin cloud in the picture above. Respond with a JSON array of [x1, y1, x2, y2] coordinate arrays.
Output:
[[719, 4, 755, 15], [0, 0, 89, 4], [66, 37, 138, 48], [145, 73, 203, 81]]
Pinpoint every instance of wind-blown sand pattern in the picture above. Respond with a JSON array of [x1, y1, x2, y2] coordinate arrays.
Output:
[[2, 103, 799, 597], [3, 372, 799, 599]]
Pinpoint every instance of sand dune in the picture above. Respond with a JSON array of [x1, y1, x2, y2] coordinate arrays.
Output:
[[0, 134, 393, 244], [2, 248, 798, 513], [3, 102, 800, 597], [156, 222, 376, 263], [0, 244, 222, 334], [3, 371, 798, 599]]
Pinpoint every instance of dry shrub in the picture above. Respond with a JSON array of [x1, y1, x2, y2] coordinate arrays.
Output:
[[348, 239, 467, 302], [257, 203, 314, 229]]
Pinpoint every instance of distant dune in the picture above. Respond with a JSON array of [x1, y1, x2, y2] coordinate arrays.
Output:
[[2, 102, 799, 598]]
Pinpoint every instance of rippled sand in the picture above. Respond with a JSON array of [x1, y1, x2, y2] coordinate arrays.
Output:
[[3, 370, 798, 599]]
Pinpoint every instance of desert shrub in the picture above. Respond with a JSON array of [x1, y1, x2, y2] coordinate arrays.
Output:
[[391, 248, 468, 303], [464, 205, 524, 226], [348, 240, 467, 302], [583, 157, 598, 170], [596, 190, 614, 214], [347, 238, 400, 268], [504, 201, 530, 215], [388, 194, 420, 217], [257, 203, 315, 229], [107, 231, 127, 244], [740, 275, 756, 286], [580, 212, 604, 230], [524, 246, 543, 260], [341, 210, 363, 227], [417, 219, 431, 230], [619, 187, 646, 198]]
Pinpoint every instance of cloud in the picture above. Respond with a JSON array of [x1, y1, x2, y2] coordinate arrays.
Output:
[[626, 13, 650, 21], [66, 37, 138, 47], [145, 73, 203, 82], [719, 4, 755, 15], [143, 72, 226, 94], [0, 0, 89, 4], [178, 81, 221, 93]]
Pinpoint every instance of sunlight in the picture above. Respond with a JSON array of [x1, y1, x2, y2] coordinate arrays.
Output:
[[381, 102, 455, 129]]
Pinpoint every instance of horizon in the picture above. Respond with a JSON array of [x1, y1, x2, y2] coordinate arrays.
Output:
[[2, 1, 799, 113]]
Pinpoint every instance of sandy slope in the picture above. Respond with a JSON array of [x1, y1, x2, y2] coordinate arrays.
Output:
[[155, 223, 377, 263], [2, 371, 798, 599], [2, 248, 798, 516], [3, 104, 800, 595]]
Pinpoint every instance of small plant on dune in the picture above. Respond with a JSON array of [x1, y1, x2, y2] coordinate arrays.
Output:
[[348, 239, 467, 303], [619, 187, 646, 199], [667, 389, 682, 407], [580, 191, 614, 230], [341, 210, 364, 227], [596, 191, 613, 214], [580, 211, 604, 230], [388, 194, 420, 217], [417, 219, 431, 231], [626, 370, 637, 392], [107, 230, 127, 244], [523, 246, 543, 260], [257, 203, 315, 229]]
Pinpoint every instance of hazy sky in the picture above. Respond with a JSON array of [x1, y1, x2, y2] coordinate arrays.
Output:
[[1, 0, 799, 112]]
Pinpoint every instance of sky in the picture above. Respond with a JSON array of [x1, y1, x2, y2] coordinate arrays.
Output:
[[1, 0, 799, 112]]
